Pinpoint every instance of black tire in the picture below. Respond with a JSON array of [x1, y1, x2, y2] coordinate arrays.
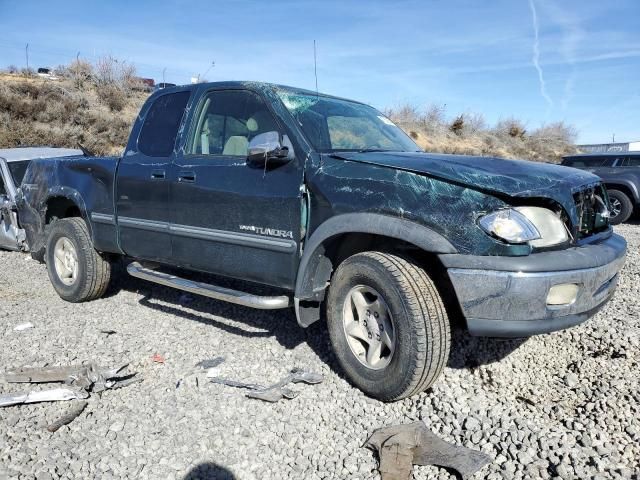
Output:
[[326, 251, 450, 401], [45, 217, 111, 302], [608, 189, 633, 225]]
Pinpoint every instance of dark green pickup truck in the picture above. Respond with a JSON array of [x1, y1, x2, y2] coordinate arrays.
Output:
[[17, 82, 626, 400]]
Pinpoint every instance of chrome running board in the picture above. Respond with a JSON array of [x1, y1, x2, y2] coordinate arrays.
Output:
[[126, 261, 290, 310]]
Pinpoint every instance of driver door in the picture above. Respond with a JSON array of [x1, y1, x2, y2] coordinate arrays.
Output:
[[170, 89, 304, 289]]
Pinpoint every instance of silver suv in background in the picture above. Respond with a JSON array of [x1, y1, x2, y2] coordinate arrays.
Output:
[[562, 152, 640, 224]]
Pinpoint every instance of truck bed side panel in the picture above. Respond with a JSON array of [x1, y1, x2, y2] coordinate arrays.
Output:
[[18, 155, 121, 254]]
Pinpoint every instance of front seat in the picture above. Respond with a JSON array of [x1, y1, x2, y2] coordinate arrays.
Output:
[[222, 136, 248, 156]]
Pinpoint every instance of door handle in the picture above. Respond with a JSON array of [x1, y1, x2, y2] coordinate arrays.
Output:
[[151, 169, 166, 180], [178, 171, 196, 183]]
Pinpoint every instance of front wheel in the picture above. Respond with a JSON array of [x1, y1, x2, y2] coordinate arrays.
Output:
[[326, 251, 450, 401], [45, 217, 111, 302]]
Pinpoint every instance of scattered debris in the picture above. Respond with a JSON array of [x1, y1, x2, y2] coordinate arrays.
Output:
[[516, 395, 536, 407], [4, 363, 129, 393], [100, 330, 117, 336], [151, 354, 165, 364], [365, 421, 492, 480], [47, 401, 88, 432], [195, 357, 225, 370], [0, 388, 88, 407], [13, 322, 34, 331], [0, 362, 140, 408], [210, 367, 323, 403]]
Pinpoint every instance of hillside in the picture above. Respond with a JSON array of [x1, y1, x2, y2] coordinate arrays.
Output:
[[0, 61, 148, 156], [0, 61, 578, 161]]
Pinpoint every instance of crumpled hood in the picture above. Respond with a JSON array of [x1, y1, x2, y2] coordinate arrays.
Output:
[[332, 151, 600, 198]]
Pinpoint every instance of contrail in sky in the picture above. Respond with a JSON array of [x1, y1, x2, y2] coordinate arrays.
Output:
[[528, 0, 554, 108]]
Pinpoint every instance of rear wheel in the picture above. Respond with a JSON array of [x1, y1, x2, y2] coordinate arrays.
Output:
[[326, 251, 450, 401], [607, 189, 633, 225], [45, 217, 111, 302]]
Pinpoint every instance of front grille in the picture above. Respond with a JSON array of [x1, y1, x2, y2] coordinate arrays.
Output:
[[573, 184, 609, 239]]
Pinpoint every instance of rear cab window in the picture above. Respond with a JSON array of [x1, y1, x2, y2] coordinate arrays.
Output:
[[137, 91, 191, 157]]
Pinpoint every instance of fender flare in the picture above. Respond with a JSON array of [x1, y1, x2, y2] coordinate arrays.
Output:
[[41, 187, 93, 240], [603, 181, 640, 204], [293, 213, 456, 326]]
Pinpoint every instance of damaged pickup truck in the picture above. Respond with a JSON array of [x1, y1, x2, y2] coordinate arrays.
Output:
[[16, 82, 626, 401]]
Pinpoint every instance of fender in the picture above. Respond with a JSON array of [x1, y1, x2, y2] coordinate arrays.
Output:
[[21, 186, 93, 256], [293, 213, 457, 327], [602, 180, 640, 204]]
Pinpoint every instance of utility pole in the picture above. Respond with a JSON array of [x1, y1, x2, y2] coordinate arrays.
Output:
[[76, 51, 80, 62], [162, 67, 166, 85], [25, 43, 29, 70], [612, 134, 616, 143]]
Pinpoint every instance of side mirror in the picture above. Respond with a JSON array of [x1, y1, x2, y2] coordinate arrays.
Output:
[[247, 131, 291, 167]]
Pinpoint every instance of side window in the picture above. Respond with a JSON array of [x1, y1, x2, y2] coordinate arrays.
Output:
[[138, 91, 190, 157], [0, 173, 6, 196], [623, 156, 640, 167], [189, 90, 279, 156]]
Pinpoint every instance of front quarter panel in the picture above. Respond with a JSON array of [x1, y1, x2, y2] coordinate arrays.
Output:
[[307, 156, 529, 257]]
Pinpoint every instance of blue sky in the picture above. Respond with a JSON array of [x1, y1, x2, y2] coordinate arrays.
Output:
[[0, 0, 638, 143]]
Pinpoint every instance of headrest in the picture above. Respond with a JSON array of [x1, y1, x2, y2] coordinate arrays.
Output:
[[246, 117, 259, 132]]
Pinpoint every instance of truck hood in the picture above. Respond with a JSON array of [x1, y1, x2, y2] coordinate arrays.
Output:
[[331, 151, 600, 198]]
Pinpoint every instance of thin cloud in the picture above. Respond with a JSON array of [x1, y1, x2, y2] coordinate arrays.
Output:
[[528, 0, 554, 108]]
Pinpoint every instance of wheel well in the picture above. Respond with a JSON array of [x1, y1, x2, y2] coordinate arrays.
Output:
[[45, 197, 82, 224], [297, 232, 465, 328], [605, 184, 636, 204]]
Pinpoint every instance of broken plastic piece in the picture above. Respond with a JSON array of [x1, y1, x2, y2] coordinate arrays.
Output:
[[151, 354, 165, 364], [0, 388, 88, 407], [195, 357, 225, 369], [365, 421, 492, 480], [47, 401, 88, 432], [2, 363, 135, 397], [210, 367, 323, 403], [13, 322, 34, 331]]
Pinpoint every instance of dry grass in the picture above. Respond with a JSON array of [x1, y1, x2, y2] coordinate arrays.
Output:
[[0, 58, 148, 156], [386, 104, 579, 163]]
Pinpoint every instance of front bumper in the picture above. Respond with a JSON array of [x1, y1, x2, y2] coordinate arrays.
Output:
[[440, 232, 627, 337]]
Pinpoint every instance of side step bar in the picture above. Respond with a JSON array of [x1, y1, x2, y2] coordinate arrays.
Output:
[[126, 261, 290, 310]]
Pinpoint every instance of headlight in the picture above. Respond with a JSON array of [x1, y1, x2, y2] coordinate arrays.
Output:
[[479, 207, 569, 248]]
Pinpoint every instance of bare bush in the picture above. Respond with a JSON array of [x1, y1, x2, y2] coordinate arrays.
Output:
[[94, 55, 138, 92], [98, 85, 127, 112], [69, 60, 94, 88]]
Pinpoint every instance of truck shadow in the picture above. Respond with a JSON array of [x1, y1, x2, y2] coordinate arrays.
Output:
[[109, 270, 526, 375], [110, 270, 307, 351]]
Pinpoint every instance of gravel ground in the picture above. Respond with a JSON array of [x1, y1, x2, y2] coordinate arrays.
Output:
[[1, 225, 638, 480]]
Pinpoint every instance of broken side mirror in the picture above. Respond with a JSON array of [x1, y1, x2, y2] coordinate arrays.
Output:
[[247, 131, 291, 168]]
